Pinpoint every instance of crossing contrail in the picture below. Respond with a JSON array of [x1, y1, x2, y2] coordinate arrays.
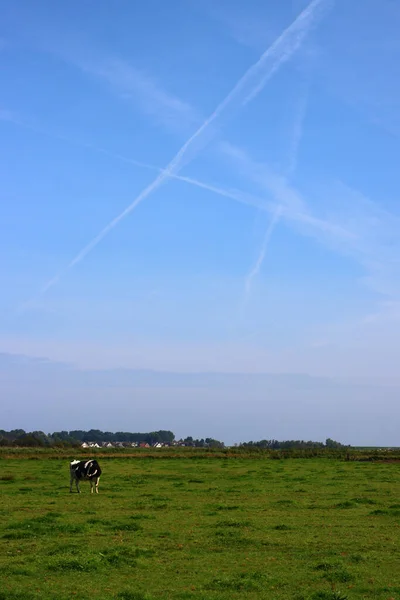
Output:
[[26, 0, 331, 302]]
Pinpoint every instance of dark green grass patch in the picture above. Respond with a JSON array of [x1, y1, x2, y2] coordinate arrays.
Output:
[[215, 518, 251, 528], [116, 593, 154, 600], [334, 500, 357, 509], [0, 592, 38, 600], [273, 523, 292, 530], [369, 509, 389, 515], [322, 568, 354, 583], [350, 497, 377, 505], [206, 570, 268, 591], [3, 512, 84, 539], [0, 473, 15, 482], [110, 520, 142, 532], [311, 593, 349, 600]]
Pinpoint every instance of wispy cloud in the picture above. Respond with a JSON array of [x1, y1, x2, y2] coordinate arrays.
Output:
[[244, 205, 282, 299], [207, 4, 275, 50], [24, 0, 331, 305], [75, 57, 199, 134], [313, 181, 400, 297], [219, 142, 400, 301], [0, 108, 20, 123]]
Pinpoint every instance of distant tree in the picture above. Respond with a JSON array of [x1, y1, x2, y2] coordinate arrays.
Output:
[[205, 438, 225, 448], [69, 430, 87, 442], [14, 433, 44, 447], [240, 439, 328, 450], [0, 429, 25, 442], [325, 438, 344, 449], [158, 430, 175, 443], [52, 430, 70, 441], [52, 431, 78, 445]]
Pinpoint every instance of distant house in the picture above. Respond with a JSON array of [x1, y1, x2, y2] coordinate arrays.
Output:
[[154, 442, 163, 448], [131, 442, 138, 447], [89, 443, 100, 448], [81, 442, 89, 448], [139, 442, 150, 448]]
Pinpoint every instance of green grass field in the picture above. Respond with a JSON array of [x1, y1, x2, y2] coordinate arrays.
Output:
[[1, 457, 399, 600]]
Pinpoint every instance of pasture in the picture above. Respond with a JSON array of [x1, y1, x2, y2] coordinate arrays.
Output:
[[1, 456, 399, 600]]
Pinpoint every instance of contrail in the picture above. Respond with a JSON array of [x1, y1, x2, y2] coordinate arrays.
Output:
[[286, 88, 309, 177], [244, 0, 329, 105], [241, 88, 309, 300], [244, 206, 283, 299], [166, 0, 329, 172], [24, 0, 330, 302], [242, 85, 309, 302]]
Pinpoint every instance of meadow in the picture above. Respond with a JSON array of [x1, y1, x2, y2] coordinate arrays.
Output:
[[1, 455, 399, 600]]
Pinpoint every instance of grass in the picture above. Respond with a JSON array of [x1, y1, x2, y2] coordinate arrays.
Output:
[[0, 456, 400, 599]]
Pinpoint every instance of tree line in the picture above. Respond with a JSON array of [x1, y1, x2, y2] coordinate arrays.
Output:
[[0, 429, 225, 448], [239, 438, 346, 449], [0, 429, 345, 449]]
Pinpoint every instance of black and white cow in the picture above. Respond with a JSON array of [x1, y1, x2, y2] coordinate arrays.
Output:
[[69, 459, 102, 493]]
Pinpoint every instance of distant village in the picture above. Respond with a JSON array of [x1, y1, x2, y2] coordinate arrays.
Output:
[[80, 439, 201, 449]]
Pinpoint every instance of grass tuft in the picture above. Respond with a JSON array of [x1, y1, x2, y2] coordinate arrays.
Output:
[[322, 568, 354, 583], [311, 593, 348, 600], [206, 570, 267, 591], [116, 592, 154, 600]]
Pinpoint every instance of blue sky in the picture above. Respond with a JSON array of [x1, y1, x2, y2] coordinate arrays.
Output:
[[1, 0, 400, 443]]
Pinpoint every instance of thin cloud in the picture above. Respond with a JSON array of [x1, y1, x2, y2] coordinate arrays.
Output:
[[25, 0, 331, 304], [218, 142, 355, 240], [207, 3, 275, 50], [220, 142, 400, 300], [76, 58, 199, 134], [0, 108, 21, 123], [286, 88, 309, 177]]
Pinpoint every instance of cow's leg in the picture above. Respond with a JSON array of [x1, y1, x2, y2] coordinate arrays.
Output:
[[70, 474, 74, 493], [76, 478, 81, 493], [90, 479, 94, 494], [95, 477, 100, 494]]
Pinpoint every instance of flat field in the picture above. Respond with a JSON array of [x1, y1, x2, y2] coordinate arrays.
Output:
[[1, 456, 399, 600]]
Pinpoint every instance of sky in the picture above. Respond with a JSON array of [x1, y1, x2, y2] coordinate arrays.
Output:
[[1, 0, 400, 444]]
